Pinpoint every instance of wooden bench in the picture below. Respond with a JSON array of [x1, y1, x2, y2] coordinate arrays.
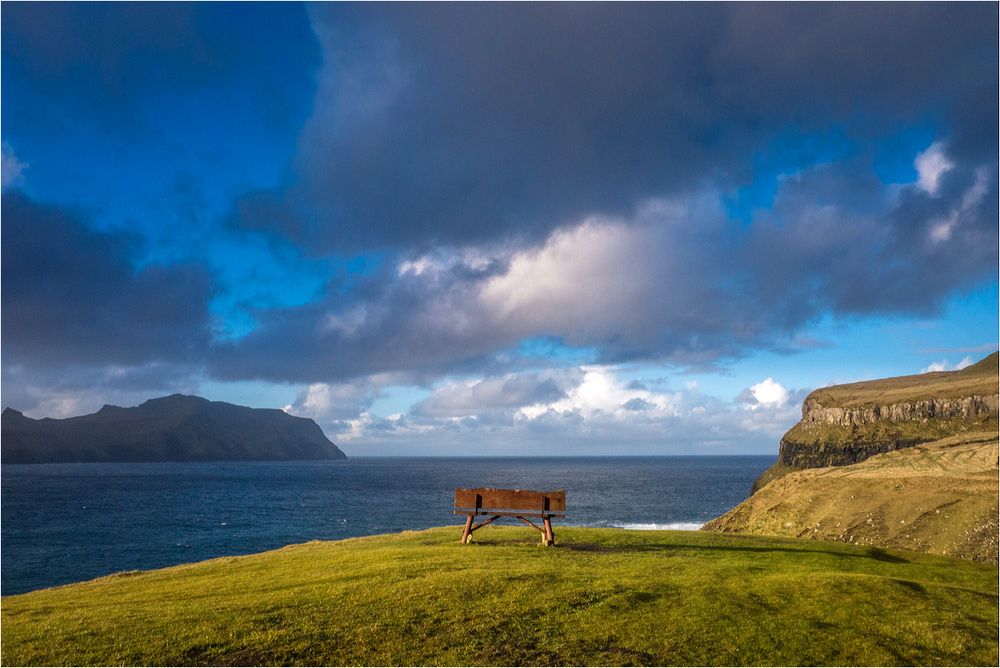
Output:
[[454, 488, 566, 546]]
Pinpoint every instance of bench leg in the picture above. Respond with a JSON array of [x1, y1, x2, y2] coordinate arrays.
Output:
[[515, 515, 547, 544], [461, 514, 474, 544], [543, 518, 554, 546]]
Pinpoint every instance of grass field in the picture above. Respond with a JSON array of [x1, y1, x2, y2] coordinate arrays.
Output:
[[808, 352, 997, 408], [2, 527, 997, 666]]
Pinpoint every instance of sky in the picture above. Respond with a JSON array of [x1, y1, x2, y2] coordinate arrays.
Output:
[[2, 2, 997, 456]]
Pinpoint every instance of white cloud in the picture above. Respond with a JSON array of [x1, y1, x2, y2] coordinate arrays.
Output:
[[318, 365, 806, 456], [517, 366, 682, 420], [960, 167, 991, 210], [397, 257, 435, 277], [397, 248, 496, 278], [477, 195, 731, 352], [914, 142, 952, 196], [926, 165, 990, 244], [922, 356, 975, 373], [283, 378, 385, 421], [1, 143, 27, 190], [480, 219, 648, 332], [746, 377, 790, 409], [27, 396, 88, 419], [267, 193, 744, 389], [216, 158, 997, 387], [928, 219, 954, 244], [415, 369, 579, 418]]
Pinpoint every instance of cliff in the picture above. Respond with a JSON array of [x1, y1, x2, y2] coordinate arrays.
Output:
[[1, 394, 346, 464], [753, 352, 998, 491], [705, 352, 999, 563]]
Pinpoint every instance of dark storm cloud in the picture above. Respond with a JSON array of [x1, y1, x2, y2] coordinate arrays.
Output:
[[3, 2, 997, 397], [1, 361, 203, 418], [234, 1, 996, 251], [208, 254, 511, 383], [1, 1, 320, 131], [210, 151, 996, 384], [1, 191, 213, 369], [209, 2, 997, 385], [742, 157, 998, 318]]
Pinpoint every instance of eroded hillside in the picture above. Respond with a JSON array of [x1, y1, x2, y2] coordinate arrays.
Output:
[[705, 432, 999, 563]]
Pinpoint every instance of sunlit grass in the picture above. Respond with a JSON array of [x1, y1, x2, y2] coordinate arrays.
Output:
[[2, 526, 996, 666], [808, 352, 997, 408]]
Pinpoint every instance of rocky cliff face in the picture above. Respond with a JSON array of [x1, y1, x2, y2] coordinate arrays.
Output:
[[800, 394, 997, 427], [752, 353, 999, 492], [775, 395, 998, 471]]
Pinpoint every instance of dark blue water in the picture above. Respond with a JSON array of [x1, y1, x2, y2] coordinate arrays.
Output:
[[1, 456, 771, 595]]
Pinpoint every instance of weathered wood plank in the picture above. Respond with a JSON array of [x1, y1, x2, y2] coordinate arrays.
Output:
[[515, 516, 545, 533], [460, 514, 474, 544], [453, 510, 567, 518], [470, 515, 501, 532], [454, 488, 566, 512]]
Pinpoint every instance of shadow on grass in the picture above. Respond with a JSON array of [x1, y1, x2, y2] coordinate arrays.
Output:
[[893, 579, 926, 593], [468, 537, 911, 564], [571, 541, 910, 563]]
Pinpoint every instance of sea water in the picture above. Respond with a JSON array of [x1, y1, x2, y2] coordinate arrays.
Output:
[[0, 456, 771, 594]]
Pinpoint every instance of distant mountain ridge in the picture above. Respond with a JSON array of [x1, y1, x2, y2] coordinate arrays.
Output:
[[2, 394, 346, 464]]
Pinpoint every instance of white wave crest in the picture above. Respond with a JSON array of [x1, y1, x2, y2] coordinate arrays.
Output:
[[614, 522, 703, 531]]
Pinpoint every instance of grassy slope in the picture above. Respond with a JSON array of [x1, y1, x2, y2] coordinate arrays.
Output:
[[808, 352, 998, 408], [706, 433, 999, 564], [2, 527, 997, 666]]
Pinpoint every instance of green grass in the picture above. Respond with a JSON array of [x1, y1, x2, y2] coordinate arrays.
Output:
[[808, 352, 997, 408], [2, 527, 997, 666]]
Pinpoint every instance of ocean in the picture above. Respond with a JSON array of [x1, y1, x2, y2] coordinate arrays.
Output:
[[0, 456, 772, 595]]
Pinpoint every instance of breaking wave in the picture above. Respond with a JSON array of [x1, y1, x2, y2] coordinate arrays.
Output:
[[614, 522, 704, 531]]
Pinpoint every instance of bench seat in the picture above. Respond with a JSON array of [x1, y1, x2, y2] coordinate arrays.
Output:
[[454, 488, 566, 545]]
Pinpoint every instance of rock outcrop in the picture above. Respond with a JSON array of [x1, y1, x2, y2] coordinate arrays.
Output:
[[754, 352, 998, 489], [2, 394, 347, 464], [706, 352, 999, 563], [800, 394, 997, 427]]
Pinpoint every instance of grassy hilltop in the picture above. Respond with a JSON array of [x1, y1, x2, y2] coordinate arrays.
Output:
[[2, 527, 997, 666], [706, 432, 999, 563], [808, 352, 999, 408]]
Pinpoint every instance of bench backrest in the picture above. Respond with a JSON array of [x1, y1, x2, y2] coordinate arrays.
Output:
[[454, 488, 566, 515]]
